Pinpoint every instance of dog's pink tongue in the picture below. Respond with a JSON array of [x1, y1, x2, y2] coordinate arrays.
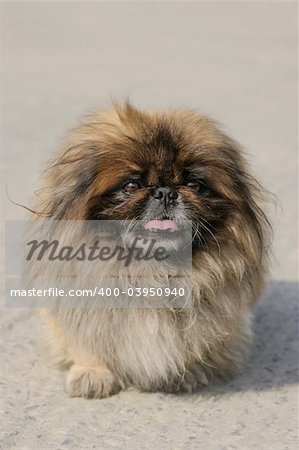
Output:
[[144, 220, 179, 231]]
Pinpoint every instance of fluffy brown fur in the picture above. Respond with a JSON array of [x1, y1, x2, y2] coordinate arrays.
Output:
[[30, 102, 270, 398]]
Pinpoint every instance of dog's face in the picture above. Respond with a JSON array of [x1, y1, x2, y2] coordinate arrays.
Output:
[[42, 102, 267, 257]]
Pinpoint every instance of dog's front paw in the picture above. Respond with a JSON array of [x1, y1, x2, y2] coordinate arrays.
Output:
[[66, 365, 122, 399], [163, 365, 210, 394], [179, 365, 210, 393]]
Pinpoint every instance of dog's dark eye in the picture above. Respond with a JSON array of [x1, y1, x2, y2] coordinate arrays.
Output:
[[186, 181, 201, 191], [122, 180, 141, 193]]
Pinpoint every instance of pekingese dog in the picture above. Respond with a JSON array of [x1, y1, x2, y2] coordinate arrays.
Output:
[[29, 102, 270, 398]]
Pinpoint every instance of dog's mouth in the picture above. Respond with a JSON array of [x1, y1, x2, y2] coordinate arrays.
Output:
[[143, 219, 179, 233], [120, 217, 190, 252]]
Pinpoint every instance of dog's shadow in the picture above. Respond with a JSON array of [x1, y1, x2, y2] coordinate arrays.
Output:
[[199, 280, 298, 396]]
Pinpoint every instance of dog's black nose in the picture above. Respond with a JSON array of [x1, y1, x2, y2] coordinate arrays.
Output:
[[153, 187, 178, 205]]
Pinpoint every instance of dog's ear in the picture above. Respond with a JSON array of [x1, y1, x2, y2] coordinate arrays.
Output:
[[38, 138, 102, 220], [207, 132, 271, 249], [212, 136, 271, 301], [36, 107, 117, 220], [226, 139, 271, 255]]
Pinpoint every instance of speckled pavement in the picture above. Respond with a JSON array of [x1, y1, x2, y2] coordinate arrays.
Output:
[[1, 2, 297, 449]]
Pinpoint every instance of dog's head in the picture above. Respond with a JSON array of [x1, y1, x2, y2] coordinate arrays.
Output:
[[38, 102, 269, 268]]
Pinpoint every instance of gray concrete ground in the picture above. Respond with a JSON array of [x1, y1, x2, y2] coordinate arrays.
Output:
[[1, 2, 298, 449]]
